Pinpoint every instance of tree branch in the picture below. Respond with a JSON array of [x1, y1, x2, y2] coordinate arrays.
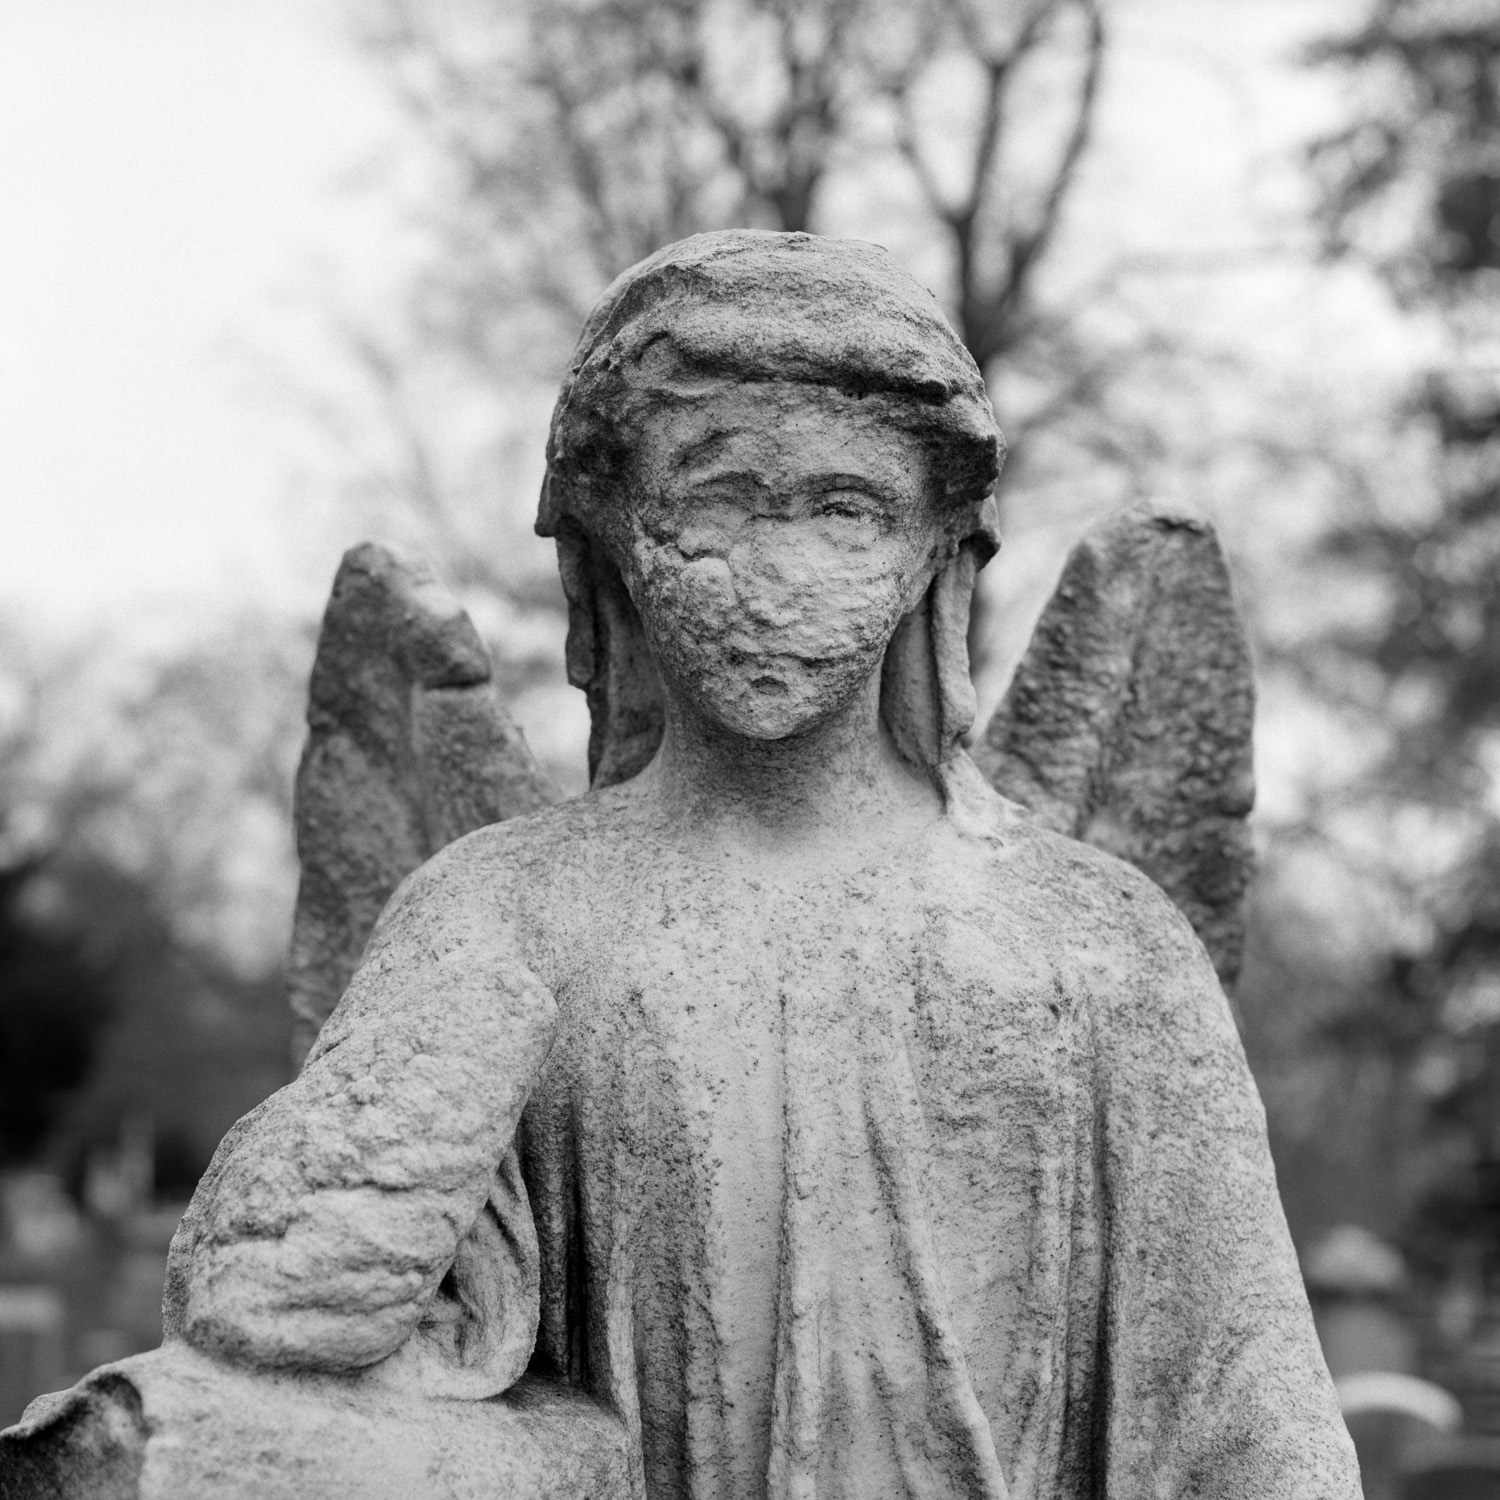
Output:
[[1006, 0, 1105, 293], [966, 0, 1106, 368]]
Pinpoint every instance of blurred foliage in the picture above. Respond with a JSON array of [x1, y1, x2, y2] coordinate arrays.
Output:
[[0, 620, 306, 977], [0, 619, 302, 1191], [1299, 0, 1500, 1306], [1309, 0, 1500, 301], [0, 862, 112, 1165]]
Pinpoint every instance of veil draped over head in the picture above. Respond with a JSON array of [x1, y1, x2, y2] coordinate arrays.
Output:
[[536, 229, 1005, 793]]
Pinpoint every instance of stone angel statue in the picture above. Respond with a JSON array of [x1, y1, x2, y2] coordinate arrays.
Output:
[[1, 233, 1358, 1500]]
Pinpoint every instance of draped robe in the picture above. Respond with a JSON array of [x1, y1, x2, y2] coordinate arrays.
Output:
[[500, 786, 1359, 1500], [166, 778, 1359, 1500]]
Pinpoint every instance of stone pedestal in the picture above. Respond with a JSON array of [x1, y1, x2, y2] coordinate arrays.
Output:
[[0, 1343, 628, 1500]]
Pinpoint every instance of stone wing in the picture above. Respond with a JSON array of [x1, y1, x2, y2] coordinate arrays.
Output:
[[971, 504, 1256, 987], [287, 542, 559, 1062]]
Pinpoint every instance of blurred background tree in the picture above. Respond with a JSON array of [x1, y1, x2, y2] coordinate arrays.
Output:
[[0, 618, 300, 1199], [1224, 0, 1500, 1370], [340, 0, 1157, 692], [0, 861, 111, 1170], [357, 0, 1106, 381]]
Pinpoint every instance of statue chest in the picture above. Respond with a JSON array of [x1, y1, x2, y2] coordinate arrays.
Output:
[[521, 857, 1096, 1475], [532, 861, 1080, 1195]]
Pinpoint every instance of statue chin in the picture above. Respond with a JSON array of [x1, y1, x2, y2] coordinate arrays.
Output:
[[708, 676, 812, 740], [669, 651, 876, 744]]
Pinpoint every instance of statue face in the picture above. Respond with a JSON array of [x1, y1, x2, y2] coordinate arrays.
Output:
[[623, 384, 946, 740]]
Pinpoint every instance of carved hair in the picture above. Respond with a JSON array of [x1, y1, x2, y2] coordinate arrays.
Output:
[[536, 229, 1005, 789]]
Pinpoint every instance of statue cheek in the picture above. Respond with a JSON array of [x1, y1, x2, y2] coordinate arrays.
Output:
[[672, 557, 738, 635], [636, 547, 738, 643], [833, 576, 915, 660]]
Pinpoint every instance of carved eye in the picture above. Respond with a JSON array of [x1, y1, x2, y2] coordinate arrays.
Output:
[[815, 489, 874, 521]]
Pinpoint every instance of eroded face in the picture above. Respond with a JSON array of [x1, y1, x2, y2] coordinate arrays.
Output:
[[621, 384, 948, 740]]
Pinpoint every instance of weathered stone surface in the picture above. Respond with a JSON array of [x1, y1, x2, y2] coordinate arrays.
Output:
[[0, 1345, 628, 1499], [0, 1372, 145, 1500], [287, 542, 558, 1063], [973, 502, 1256, 986], [162, 869, 559, 1395], [0, 831, 627, 1496], [3, 231, 1356, 1499], [537, 229, 1002, 791]]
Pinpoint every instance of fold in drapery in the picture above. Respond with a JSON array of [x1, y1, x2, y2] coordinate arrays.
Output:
[[525, 869, 1020, 1500], [517, 814, 1359, 1500], [767, 971, 1008, 1500], [156, 798, 1357, 1499], [386, 1147, 542, 1400]]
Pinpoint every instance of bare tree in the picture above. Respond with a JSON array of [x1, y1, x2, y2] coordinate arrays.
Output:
[[359, 0, 1108, 378], [359, 0, 893, 382], [875, 0, 1106, 375], [346, 0, 1115, 682]]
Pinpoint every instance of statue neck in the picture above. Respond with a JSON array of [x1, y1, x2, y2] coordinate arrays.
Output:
[[642, 672, 941, 860]]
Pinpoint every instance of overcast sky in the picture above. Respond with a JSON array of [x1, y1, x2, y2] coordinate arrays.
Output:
[[0, 0, 1390, 642], [0, 0, 399, 633]]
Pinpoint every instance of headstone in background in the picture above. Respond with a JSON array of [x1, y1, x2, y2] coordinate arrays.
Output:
[[1402, 1439, 1500, 1500], [0, 1288, 65, 1431], [1306, 1223, 1418, 1380], [1335, 1371, 1463, 1500]]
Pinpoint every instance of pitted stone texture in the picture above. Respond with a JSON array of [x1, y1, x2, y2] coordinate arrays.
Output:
[[458, 786, 1356, 1500], [0, 1372, 145, 1500], [287, 542, 558, 1063], [975, 503, 1256, 987], [0, 1345, 628, 1499], [537, 230, 1003, 791], [165, 854, 557, 1398]]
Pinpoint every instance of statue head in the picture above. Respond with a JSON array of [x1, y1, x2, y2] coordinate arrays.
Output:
[[538, 230, 1004, 788]]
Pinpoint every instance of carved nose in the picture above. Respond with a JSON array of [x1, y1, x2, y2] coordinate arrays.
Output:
[[737, 582, 796, 628], [727, 544, 800, 628]]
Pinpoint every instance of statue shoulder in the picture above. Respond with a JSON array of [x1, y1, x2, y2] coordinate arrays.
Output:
[[973, 815, 1222, 1004], [392, 783, 645, 923]]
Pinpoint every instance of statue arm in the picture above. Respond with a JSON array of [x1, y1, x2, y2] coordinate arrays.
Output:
[[162, 838, 557, 1394], [1092, 887, 1359, 1499]]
